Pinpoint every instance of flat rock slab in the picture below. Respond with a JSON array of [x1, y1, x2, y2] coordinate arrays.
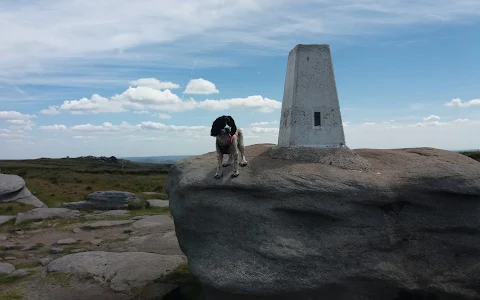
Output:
[[83, 220, 135, 229], [47, 251, 186, 292], [167, 144, 480, 300], [84, 210, 131, 219], [16, 208, 81, 225], [62, 191, 142, 210], [0, 215, 15, 226], [56, 238, 77, 245], [0, 174, 25, 196], [0, 262, 15, 275], [132, 215, 172, 229], [146, 200, 169, 208]]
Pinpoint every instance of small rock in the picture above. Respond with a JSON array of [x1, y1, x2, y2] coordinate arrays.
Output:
[[0, 262, 15, 275], [56, 238, 77, 245], [72, 228, 81, 233], [50, 247, 64, 254], [83, 220, 134, 229], [0, 216, 15, 226], [62, 191, 142, 210], [8, 269, 30, 277], [130, 216, 146, 220], [90, 239, 103, 245], [15, 230, 24, 235], [0, 234, 7, 241], [21, 244, 39, 251], [15, 208, 81, 225], [4, 244, 16, 250], [146, 199, 169, 208], [28, 254, 35, 257], [5, 257, 16, 261], [123, 229, 133, 234], [132, 215, 172, 229], [40, 257, 53, 266], [70, 249, 87, 254]]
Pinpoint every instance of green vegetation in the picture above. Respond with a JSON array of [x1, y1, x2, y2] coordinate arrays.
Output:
[[459, 150, 480, 162], [0, 157, 170, 211], [0, 287, 24, 299], [45, 272, 72, 287]]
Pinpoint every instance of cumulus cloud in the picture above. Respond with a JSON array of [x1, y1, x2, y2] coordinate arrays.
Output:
[[70, 122, 141, 132], [154, 113, 172, 119], [184, 78, 219, 95], [198, 95, 281, 113], [424, 115, 440, 121], [40, 106, 61, 115], [140, 121, 208, 132], [41, 84, 281, 114], [129, 78, 180, 90], [0, 111, 36, 120], [7, 119, 35, 130], [444, 98, 480, 108], [251, 127, 279, 133], [251, 121, 278, 126], [39, 124, 68, 131]]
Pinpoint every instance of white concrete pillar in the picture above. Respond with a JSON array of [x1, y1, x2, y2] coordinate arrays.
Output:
[[278, 44, 346, 148]]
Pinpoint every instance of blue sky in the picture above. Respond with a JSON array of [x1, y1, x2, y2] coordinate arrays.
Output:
[[1, 0, 480, 159]]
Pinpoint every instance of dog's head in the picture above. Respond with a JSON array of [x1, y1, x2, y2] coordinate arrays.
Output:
[[210, 115, 237, 138]]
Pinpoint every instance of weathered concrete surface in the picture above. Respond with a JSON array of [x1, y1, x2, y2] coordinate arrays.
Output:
[[166, 143, 480, 300], [277, 44, 345, 148]]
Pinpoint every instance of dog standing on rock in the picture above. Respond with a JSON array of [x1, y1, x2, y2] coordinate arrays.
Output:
[[210, 115, 248, 178]]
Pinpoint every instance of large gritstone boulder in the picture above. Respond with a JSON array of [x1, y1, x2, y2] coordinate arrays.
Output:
[[166, 144, 480, 300]]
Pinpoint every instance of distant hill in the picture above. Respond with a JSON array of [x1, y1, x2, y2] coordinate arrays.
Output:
[[121, 155, 192, 164]]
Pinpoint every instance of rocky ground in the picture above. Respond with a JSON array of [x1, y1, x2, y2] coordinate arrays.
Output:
[[0, 203, 197, 300]]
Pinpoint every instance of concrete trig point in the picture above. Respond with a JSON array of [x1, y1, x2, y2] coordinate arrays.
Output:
[[278, 44, 345, 148], [270, 44, 371, 170]]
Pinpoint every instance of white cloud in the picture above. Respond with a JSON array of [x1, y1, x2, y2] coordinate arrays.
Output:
[[73, 136, 97, 139], [184, 78, 219, 95], [251, 121, 278, 126], [129, 78, 180, 90], [3, 0, 480, 86], [444, 98, 480, 108], [155, 113, 172, 119], [7, 119, 35, 130], [40, 106, 61, 115], [251, 127, 279, 133], [423, 115, 440, 121], [71, 122, 141, 132], [39, 124, 68, 131], [198, 95, 281, 113], [133, 110, 151, 114], [362, 122, 376, 126], [140, 121, 208, 132], [0, 111, 36, 120], [41, 84, 280, 114]]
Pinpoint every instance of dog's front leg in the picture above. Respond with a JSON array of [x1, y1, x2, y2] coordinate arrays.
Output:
[[214, 150, 223, 179], [223, 154, 233, 167], [231, 149, 240, 177]]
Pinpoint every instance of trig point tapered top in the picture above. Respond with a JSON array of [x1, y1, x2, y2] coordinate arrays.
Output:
[[277, 44, 346, 148]]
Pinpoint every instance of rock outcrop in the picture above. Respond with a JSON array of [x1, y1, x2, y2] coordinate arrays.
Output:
[[61, 191, 142, 210], [0, 174, 47, 208], [47, 251, 186, 292], [166, 144, 480, 300]]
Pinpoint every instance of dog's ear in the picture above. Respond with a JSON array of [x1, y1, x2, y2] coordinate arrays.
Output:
[[210, 117, 223, 136], [226, 116, 237, 136]]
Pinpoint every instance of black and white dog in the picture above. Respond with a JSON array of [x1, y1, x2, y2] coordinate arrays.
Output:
[[210, 115, 248, 178]]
